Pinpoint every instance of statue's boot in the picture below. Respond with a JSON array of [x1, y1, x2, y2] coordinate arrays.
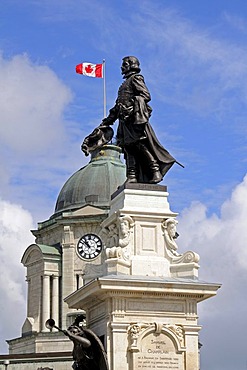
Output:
[[125, 149, 138, 183], [138, 143, 162, 184], [149, 163, 162, 184], [126, 168, 138, 183]]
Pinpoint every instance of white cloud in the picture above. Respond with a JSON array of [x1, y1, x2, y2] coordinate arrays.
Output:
[[0, 53, 84, 221], [178, 174, 247, 272], [223, 11, 247, 33], [0, 199, 35, 353], [177, 174, 247, 369], [0, 53, 72, 153]]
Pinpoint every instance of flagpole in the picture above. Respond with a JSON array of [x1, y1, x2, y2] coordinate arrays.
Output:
[[103, 59, 106, 118]]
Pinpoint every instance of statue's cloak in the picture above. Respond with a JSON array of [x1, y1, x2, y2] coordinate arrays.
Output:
[[127, 122, 176, 183]]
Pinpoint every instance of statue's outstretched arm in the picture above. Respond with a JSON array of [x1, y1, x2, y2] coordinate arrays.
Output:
[[64, 329, 91, 348], [101, 102, 119, 125]]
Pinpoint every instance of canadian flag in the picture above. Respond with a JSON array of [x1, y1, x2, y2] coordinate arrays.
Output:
[[76, 62, 103, 78]]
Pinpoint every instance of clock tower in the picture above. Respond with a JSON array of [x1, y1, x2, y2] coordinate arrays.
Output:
[[7, 145, 126, 367]]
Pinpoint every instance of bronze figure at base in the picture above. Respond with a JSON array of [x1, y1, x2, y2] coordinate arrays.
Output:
[[45, 316, 109, 370]]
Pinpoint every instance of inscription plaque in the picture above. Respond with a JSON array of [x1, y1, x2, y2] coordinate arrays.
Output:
[[133, 332, 184, 370]]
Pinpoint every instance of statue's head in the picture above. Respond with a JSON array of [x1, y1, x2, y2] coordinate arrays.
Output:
[[74, 314, 86, 326], [121, 56, 141, 76], [118, 215, 134, 237], [164, 218, 179, 239]]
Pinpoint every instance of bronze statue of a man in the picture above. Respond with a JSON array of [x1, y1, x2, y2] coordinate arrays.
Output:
[[64, 315, 108, 370], [101, 56, 178, 184]]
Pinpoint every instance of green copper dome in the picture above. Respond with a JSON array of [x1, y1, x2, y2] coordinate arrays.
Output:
[[54, 145, 126, 214]]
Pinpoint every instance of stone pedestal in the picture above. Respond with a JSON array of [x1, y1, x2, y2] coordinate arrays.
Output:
[[64, 184, 221, 370], [102, 184, 199, 280], [65, 276, 220, 370]]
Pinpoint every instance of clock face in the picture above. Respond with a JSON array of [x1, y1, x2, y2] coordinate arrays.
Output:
[[77, 234, 103, 260]]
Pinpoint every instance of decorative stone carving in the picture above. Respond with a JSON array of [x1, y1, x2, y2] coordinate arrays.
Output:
[[128, 322, 186, 369], [104, 215, 134, 260], [128, 322, 185, 350], [103, 222, 120, 259], [162, 218, 200, 265], [172, 251, 200, 264], [128, 322, 152, 349], [162, 218, 180, 256], [118, 215, 134, 248], [106, 223, 118, 248], [166, 324, 184, 345]]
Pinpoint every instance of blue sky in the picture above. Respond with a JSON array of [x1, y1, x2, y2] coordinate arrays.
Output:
[[1, 1, 247, 369]]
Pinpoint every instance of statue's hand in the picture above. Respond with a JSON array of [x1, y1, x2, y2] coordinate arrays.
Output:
[[101, 117, 113, 126]]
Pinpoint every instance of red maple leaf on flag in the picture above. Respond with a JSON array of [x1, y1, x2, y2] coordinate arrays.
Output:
[[75, 62, 103, 78], [85, 64, 93, 74]]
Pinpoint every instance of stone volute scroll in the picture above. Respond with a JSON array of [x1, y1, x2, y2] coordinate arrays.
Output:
[[162, 217, 200, 278]]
